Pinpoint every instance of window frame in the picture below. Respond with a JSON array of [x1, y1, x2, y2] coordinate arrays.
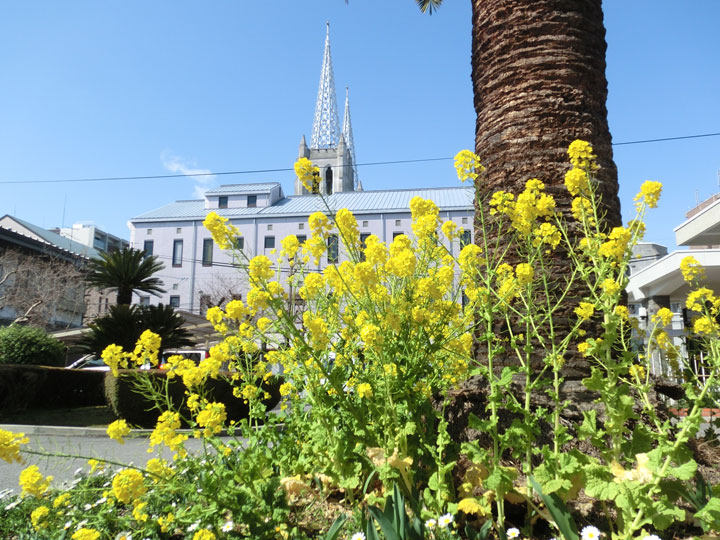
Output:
[[202, 238, 213, 267], [172, 239, 183, 267], [218, 196, 228, 209]]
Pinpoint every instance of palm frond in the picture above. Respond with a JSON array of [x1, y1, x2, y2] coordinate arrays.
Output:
[[416, 0, 443, 15]]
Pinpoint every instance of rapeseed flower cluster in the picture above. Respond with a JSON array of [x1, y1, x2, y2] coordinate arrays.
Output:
[[106, 419, 131, 444], [19, 465, 53, 497], [294, 157, 319, 192], [203, 212, 240, 251], [454, 149, 484, 182], [0, 428, 28, 463], [111, 468, 147, 504]]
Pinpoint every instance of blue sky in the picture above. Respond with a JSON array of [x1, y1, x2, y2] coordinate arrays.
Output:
[[1, 1, 718, 251]]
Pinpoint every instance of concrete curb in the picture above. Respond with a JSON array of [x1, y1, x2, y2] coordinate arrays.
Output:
[[0, 424, 146, 438]]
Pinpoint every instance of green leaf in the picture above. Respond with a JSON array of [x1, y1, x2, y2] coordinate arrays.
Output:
[[648, 497, 685, 530], [498, 366, 519, 387], [582, 367, 606, 392], [530, 476, 579, 540], [584, 465, 620, 501], [669, 459, 697, 481], [694, 497, 720, 532], [323, 514, 348, 540], [369, 505, 402, 540], [578, 410, 598, 441], [365, 516, 381, 540]]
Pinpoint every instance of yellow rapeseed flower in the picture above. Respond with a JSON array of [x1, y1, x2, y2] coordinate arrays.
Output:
[[357, 383, 373, 399], [107, 419, 131, 444], [72, 529, 101, 540], [680, 256, 704, 283], [111, 468, 147, 504], [0, 428, 28, 464], [294, 157, 319, 192], [634, 180, 663, 209], [515, 263, 534, 286], [19, 465, 52, 497], [574, 302, 595, 321], [564, 168, 589, 196], [454, 150, 484, 182], [652, 307, 674, 326], [31, 505, 50, 530], [567, 140, 597, 170]]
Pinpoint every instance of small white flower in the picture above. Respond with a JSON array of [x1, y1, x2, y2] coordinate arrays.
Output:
[[438, 513, 454, 528], [507, 528, 520, 539], [74, 467, 84, 476], [221, 520, 234, 532], [425, 518, 437, 529], [84, 503, 93, 510], [350, 533, 366, 540], [64, 521, 72, 530], [96, 497, 107, 505], [187, 522, 200, 532], [643, 536, 661, 540], [4, 500, 20, 511], [581, 525, 601, 540], [115, 533, 132, 540]]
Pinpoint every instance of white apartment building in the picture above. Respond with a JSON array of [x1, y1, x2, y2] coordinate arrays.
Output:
[[128, 184, 474, 314], [128, 24, 474, 314], [53, 223, 129, 253], [627, 193, 720, 379]]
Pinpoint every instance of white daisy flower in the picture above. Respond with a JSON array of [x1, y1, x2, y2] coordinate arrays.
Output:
[[507, 527, 520, 539], [581, 525, 601, 540], [643, 536, 661, 540], [187, 522, 200, 532], [221, 520, 234, 532], [425, 518, 437, 529], [438, 513, 454, 528], [350, 533, 366, 540]]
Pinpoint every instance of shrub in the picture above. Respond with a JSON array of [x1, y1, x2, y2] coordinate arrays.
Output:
[[104, 369, 282, 428], [0, 365, 105, 413], [0, 325, 65, 366]]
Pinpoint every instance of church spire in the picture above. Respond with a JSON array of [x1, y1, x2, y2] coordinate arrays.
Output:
[[310, 22, 341, 150], [342, 86, 362, 191]]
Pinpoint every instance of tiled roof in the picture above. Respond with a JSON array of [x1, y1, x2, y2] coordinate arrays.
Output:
[[0, 215, 99, 259], [204, 183, 282, 195], [131, 187, 473, 223]]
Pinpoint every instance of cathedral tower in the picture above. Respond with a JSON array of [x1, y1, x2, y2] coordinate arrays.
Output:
[[295, 22, 360, 196]]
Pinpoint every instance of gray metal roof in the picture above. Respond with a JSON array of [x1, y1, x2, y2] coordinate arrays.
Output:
[[0, 215, 99, 259], [131, 187, 473, 223], [204, 183, 282, 195]]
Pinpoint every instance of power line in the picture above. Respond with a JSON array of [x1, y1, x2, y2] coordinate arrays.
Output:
[[612, 131, 720, 146], [1, 131, 718, 185]]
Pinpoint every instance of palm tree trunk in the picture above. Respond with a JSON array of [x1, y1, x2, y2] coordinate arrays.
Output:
[[117, 287, 133, 306], [471, 0, 621, 378]]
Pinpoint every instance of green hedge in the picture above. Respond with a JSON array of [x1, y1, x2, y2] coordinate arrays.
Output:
[[0, 325, 65, 366], [104, 370, 283, 428], [0, 364, 106, 414]]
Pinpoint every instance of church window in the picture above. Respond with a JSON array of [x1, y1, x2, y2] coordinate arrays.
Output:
[[325, 167, 333, 194]]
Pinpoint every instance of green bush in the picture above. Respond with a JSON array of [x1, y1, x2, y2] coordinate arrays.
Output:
[[104, 369, 282, 428], [0, 325, 65, 366], [0, 365, 106, 413]]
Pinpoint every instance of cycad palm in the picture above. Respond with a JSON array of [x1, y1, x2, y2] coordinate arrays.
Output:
[[86, 248, 165, 305]]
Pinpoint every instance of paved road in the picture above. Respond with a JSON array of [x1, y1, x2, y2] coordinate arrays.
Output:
[[0, 425, 231, 496]]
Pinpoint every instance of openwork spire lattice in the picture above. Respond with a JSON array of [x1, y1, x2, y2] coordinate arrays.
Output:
[[342, 87, 362, 191], [311, 22, 341, 150]]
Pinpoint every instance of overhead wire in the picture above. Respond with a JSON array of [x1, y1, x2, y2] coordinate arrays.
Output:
[[1, 131, 718, 185]]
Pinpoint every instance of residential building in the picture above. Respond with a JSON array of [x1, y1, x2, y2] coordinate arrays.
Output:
[[0, 215, 98, 329], [49, 223, 130, 321], [627, 193, 720, 379], [128, 24, 474, 313], [52, 222, 129, 253]]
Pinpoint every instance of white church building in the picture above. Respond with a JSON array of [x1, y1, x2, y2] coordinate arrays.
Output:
[[128, 25, 474, 314]]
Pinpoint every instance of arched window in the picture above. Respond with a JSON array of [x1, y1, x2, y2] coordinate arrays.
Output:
[[325, 167, 333, 194]]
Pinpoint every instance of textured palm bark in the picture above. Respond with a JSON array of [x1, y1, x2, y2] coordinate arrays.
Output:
[[471, 0, 622, 377]]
